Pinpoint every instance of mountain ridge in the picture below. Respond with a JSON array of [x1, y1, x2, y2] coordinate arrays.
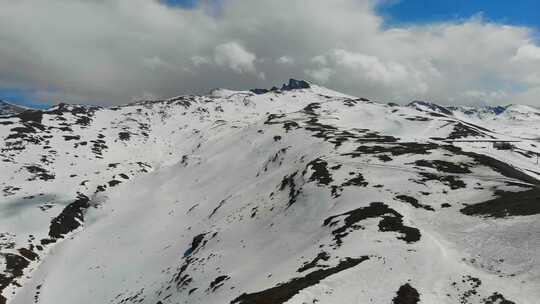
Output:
[[3, 79, 540, 120], [0, 100, 29, 117], [1, 81, 539, 304]]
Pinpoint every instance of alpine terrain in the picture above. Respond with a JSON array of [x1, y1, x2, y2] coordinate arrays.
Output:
[[0, 101, 27, 118], [1, 79, 539, 304]]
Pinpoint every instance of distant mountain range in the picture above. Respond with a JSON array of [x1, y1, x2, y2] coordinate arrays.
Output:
[[408, 100, 540, 121], [0, 100, 29, 117]]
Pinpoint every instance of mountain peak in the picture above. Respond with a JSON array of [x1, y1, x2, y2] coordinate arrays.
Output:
[[250, 78, 311, 95], [280, 78, 311, 90], [407, 100, 452, 115]]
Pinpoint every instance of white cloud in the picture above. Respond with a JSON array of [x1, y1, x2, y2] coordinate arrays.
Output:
[[213, 42, 257, 74], [191, 56, 211, 67], [463, 90, 509, 104], [307, 49, 431, 98], [524, 73, 540, 85], [512, 44, 540, 62], [276, 56, 294, 65], [305, 67, 333, 83], [142, 56, 170, 70], [311, 55, 328, 66], [0, 0, 539, 106], [332, 49, 409, 84]]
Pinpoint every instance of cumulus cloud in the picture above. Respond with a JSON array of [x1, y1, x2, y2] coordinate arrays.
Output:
[[333, 50, 409, 84], [0, 0, 539, 106], [276, 56, 294, 65], [305, 67, 333, 83], [213, 42, 257, 74], [142, 56, 172, 71], [463, 90, 510, 105], [512, 44, 540, 62], [191, 56, 211, 67]]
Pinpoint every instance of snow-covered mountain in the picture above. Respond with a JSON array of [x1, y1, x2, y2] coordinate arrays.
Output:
[[1, 80, 540, 304], [409, 101, 540, 121], [449, 104, 540, 121], [0, 101, 28, 117], [409, 101, 540, 139]]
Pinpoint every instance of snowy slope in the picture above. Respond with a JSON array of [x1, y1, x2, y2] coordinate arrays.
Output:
[[1, 80, 540, 304], [444, 104, 540, 140]]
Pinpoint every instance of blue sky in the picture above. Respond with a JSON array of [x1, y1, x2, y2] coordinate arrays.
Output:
[[164, 0, 540, 31], [378, 0, 540, 31], [0, 89, 50, 109], [162, 0, 199, 8]]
